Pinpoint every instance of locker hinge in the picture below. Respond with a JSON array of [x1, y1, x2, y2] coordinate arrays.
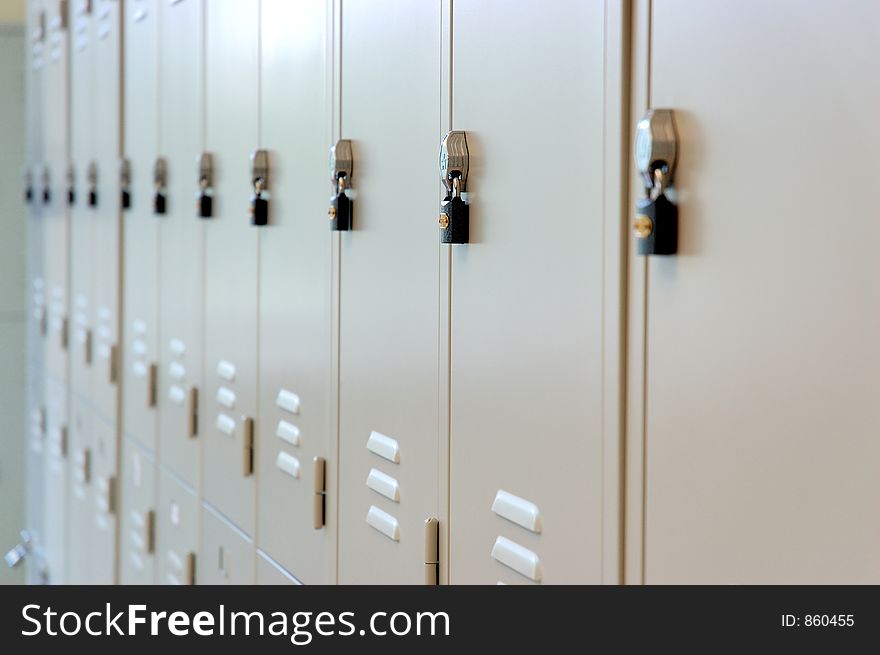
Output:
[[312, 457, 326, 529], [109, 344, 119, 384], [58, 1, 69, 30], [145, 510, 155, 554], [147, 363, 158, 407], [243, 417, 254, 476], [61, 315, 69, 350], [76, 447, 91, 484], [424, 518, 440, 585], [188, 386, 199, 437], [59, 425, 68, 458], [84, 329, 93, 365], [185, 552, 196, 585]]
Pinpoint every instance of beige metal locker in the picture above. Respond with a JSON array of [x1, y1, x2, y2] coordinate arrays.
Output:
[[199, 502, 255, 585], [157, 0, 203, 487], [202, 0, 259, 536], [40, 0, 69, 384], [66, 395, 92, 584], [256, 550, 300, 585], [447, 0, 624, 584], [119, 439, 156, 584], [630, 0, 880, 584], [122, 0, 160, 451], [88, 0, 122, 423], [256, 0, 335, 585], [68, 0, 95, 402], [42, 377, 68, 583], [336, 0, 443, 584], [156, 468, 199, 585]]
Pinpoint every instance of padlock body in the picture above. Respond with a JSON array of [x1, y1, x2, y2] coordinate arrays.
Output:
[[330, 192, 352, 231], [43, 189, 51, 205], [68, 189, 75, 206], [440, 195, 469, 244], [636, 192, 677, 255], [250, 193, 269, 226], [198, 192, 213, 219], [25, 188, 33, 204], [153, 192, 166, 215], [88, 190, 97, 207], [121, 189, 131, 210]]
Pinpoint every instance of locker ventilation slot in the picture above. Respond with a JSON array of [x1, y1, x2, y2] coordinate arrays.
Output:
[[366, 505, 400, 542], [490, 536, 542, 583], [491, 490, 542, 533], [366, 431, 400, 464]]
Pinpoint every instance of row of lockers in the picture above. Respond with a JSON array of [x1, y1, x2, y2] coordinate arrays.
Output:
[[22, 0, 880, 585]]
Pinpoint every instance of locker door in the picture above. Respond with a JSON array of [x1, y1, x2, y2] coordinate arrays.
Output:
[[68, 0, 95, 401], [89, 411, 119, 583], [42, 0, 69, 384], [448, 1, 617, 584], [66, 395, 92, 584], [90, 0, 122, 423], [25, 364, 47, 584], [257, 0, 334, 584], [43, 377, 69, 583], [638, 0, 880, 584], [122, 0, 160, 451], [157, 0, 203, 487], [203, 0, 259, 536], [156, 468, 199, 585], [119, 439, 156, 584], [199, 503, 255, 585], [337, 0, 442, 584], [256, 551, 300, 585]]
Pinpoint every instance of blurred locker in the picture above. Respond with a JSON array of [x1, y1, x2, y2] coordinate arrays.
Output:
[[42, 377, 68, 583], [199, 503, 255, 585], [202, 0, 259, 536], [119, 439, 156, 584], [447, 0, 622, 584], [157, 0, 203, 488], [68, 0, 94, 412], [65, 395, 92, 583], [89, 411, 119, 583], [257, 0, 335, 584], [88, 0, 122, 423], [635, 0, 880, 583], [336, 0, 443, 584], [121, 0, 160, 452], [156, 468, 198, 585]]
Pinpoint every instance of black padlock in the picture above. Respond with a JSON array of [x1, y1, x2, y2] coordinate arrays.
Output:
[[440, 194, 469, 244], [88, 189, 98, 207], [250, 188, 269, 226], [43, 188, 51, 205], [197, 191, 213, 219], [121, 188, 131, 210], [24, 186, 33, 204], [329, 190, 352, 231], [68, 188, 75, 206], [635, 191, 677, 255], [153, 191, 166, 215]]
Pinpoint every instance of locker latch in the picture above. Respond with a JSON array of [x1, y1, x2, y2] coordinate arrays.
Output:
[[313, 457, 326, 529], [634, 109, 678, 255], [66, 165, 76, 206], [249, 150, 270, 226], [153, 157, 167, 215], [328, 139, 353, 231], [41, 165, 51, 205], [120, 158, 132, 210], [439, 131, 470, 244], [424, 517, 439, 585], [196, 153, 214, 219], [23, 168, 33, 205], [87, 161, 98, 208]]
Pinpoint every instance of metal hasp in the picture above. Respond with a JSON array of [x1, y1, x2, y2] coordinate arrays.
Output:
[[153, 157, 168, 215], [249, 149, 269, 226], [439, 130, 470, 244], [197, 152, 214, 218], [4, 530, 33, 568], [87, 160, 98, 207], [634, 108, 679, 255], [119, 158, 131, 210], [328, 139, 353, 231]]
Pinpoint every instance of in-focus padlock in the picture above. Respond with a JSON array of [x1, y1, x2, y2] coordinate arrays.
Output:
[[438, 130, 470, 244], [196, 153, 214, 219], [328, 139, 353, 231], [249, 150, 270, 227], [633, 109, 678, 256], [120, 159, 131, 210], [153, 157, 167, 215]]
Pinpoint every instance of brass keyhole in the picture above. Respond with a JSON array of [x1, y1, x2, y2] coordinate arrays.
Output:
[[633, 214, 653, 239], [438, 214, 449, 229]]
